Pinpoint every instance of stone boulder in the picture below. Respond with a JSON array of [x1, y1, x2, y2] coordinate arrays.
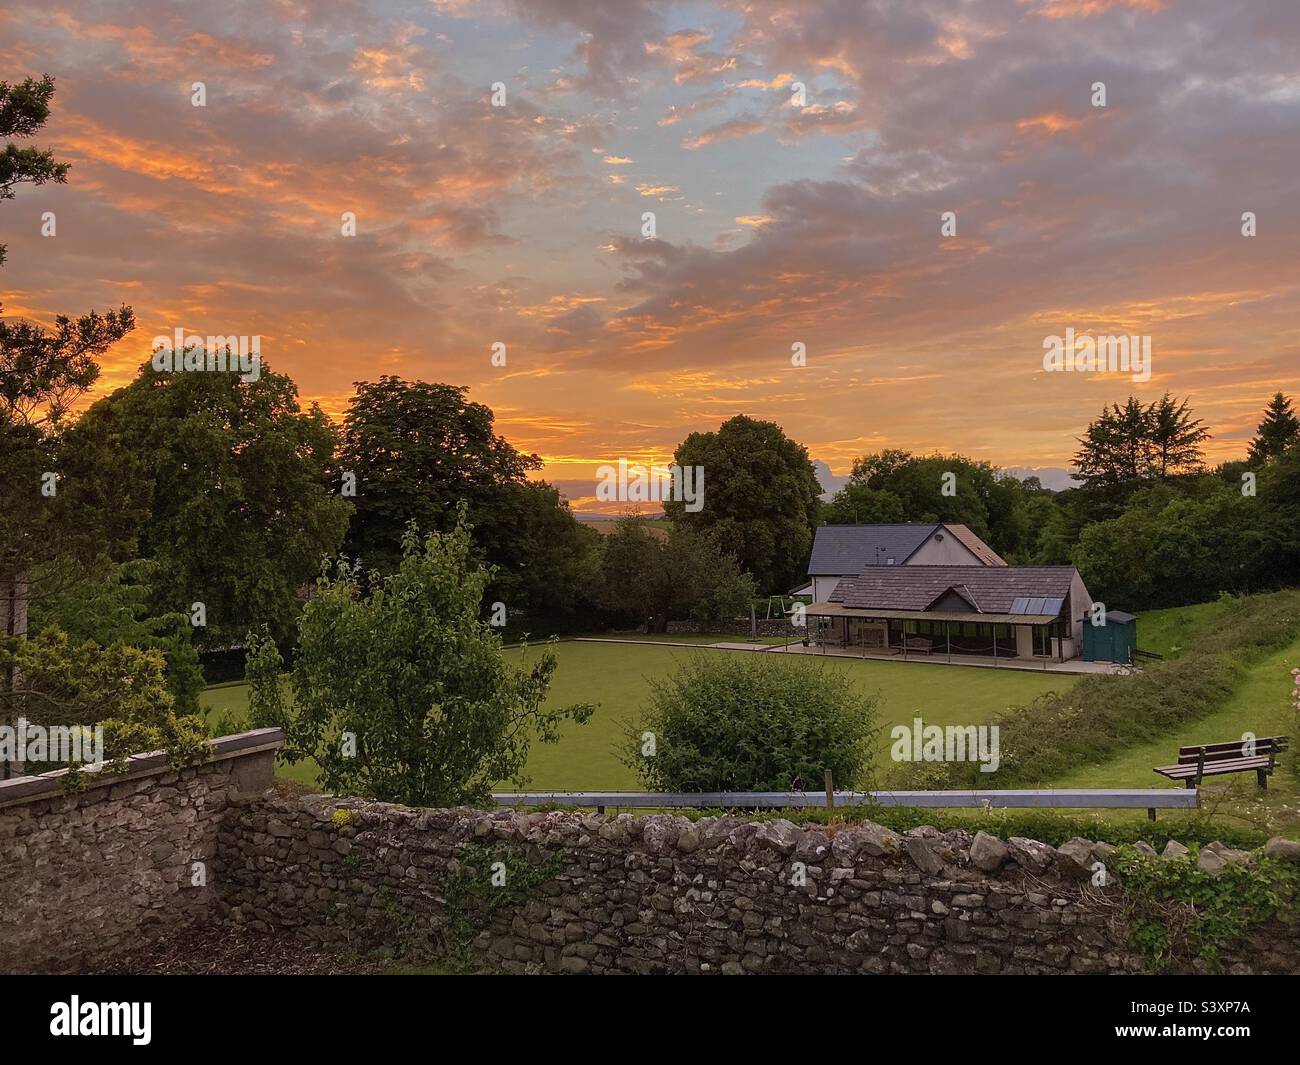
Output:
[[1006, 836, 1056, 874], [969, 831, 1009, 873], [1264, 836, 1300, 863]]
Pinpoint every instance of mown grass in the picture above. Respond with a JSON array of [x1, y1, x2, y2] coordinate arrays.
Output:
[[202, 641, 1073, 790]]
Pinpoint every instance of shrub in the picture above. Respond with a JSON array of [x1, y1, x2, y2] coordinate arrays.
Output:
[[246, 509, 594, 807], [622, 653, 877, 792]]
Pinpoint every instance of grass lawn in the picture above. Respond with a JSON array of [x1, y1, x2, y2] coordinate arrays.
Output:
[[1048, 633, 1300, 836], [202, 641, 1074, 791], [1132, 599, 1234, 659], [592, 632, 793, 645]]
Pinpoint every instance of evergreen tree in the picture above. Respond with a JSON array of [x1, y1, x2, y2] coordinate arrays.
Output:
[[1248, 392, 1300, 464]]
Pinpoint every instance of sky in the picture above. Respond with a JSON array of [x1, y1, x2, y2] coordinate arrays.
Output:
[[3, 0, 1298, 511]]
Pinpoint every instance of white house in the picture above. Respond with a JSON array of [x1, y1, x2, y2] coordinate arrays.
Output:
[[796, 523, 1006, 601]]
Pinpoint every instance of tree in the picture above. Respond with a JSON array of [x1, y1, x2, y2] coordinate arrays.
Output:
[[66, 357, 352, 648], [663, 415, 821, 593], [1248, 392, 1300, 465], [835, 449, 1047, 561], [0, 74, 70, 267], [1256, 441, 1300, 584], [247, 511, 594, 807], [1148, 394, 1211, 479], [27, 558, 206, 716], [0, 74, 136, 754], [821, 482, 904, 525], [341, 377, 540, 573], [596, 517, 754, 631], [1072, 480, 1263, 609], [339, 376, 594, 625], [1073, 394, 1209, 489], [0, 628, 208, 779], [621, 653, 877, 791]]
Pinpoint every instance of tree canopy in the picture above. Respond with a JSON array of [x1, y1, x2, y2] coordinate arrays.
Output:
[[66, 358, 352, 648], [663, 414, 821, 593]]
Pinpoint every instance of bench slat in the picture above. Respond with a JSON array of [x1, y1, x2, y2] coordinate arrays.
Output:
[[1176, 737, 1287, 758], [1155, 757, 1276, 778]]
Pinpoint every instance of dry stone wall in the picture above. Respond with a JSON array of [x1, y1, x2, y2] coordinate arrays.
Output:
[[216, 798, 1300, 975]]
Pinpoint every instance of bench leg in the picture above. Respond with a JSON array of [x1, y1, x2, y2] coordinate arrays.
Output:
[[1256, 769, 1268, 790], [1147, 808, 1156, 822], [1184, 779, 1195, 790]]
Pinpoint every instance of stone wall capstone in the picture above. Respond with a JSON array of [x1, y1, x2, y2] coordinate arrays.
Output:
[[215, 798, 1300, 975]]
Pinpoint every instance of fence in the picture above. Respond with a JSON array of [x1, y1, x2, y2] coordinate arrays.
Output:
[[492, 788, 1200, 821]]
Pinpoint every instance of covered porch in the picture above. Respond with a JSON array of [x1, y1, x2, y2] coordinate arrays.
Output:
[[801, 602, 1076, 665]]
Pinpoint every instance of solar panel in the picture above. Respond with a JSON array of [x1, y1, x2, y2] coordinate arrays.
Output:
[[1011, 596, 1063, 616]]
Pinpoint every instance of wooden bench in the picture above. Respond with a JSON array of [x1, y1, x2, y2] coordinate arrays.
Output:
[[1153, 736, 1288, 789], [900, 634, 933, 654]]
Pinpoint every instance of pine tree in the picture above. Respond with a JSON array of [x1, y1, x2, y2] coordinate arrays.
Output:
[[1247, 392, 1300, 464]]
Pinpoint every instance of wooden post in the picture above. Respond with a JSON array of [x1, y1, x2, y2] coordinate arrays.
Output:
[[824, 769, 834, 812], [750, 604, 758, 642], [946, 621, 951, 663], [993, 623, 998, 666]]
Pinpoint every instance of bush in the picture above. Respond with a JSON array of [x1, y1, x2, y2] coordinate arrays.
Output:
[[622, 653, 877, 791], [246, 510, 594, 807]]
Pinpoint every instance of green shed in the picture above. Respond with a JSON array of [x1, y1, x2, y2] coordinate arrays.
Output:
[[1082, 610, 1137, 663]]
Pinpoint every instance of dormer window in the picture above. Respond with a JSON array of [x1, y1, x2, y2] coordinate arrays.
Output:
[[886, 557, 896, 565]]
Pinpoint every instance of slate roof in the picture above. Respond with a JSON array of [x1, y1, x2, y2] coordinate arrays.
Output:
[[944, 524, 1007, 566], [829, 565, 1078, 615], [807, 523, 1005, 574]]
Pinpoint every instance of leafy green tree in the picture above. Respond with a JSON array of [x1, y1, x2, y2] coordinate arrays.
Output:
[[836, 449, 1049, 560], [1073, 481, 1262, 609], [486, 480, 602, 626], [622, 653, 877, 791], [247, 511, 594, 806], [66, 358, 352, 648], [341, 377, 539, 573], [1256, 441, 1300, 584], [821, 482, 904, 525], [594, 518, 663, 627], [340, 376, 594, 624], [1248, 392, 1300, 465], [596, 517, 754, 630], [663, 415, 821, 593]]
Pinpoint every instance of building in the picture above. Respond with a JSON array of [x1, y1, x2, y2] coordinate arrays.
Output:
[[804, 564, 1097, 663], [796, 523, 1006, 601]]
